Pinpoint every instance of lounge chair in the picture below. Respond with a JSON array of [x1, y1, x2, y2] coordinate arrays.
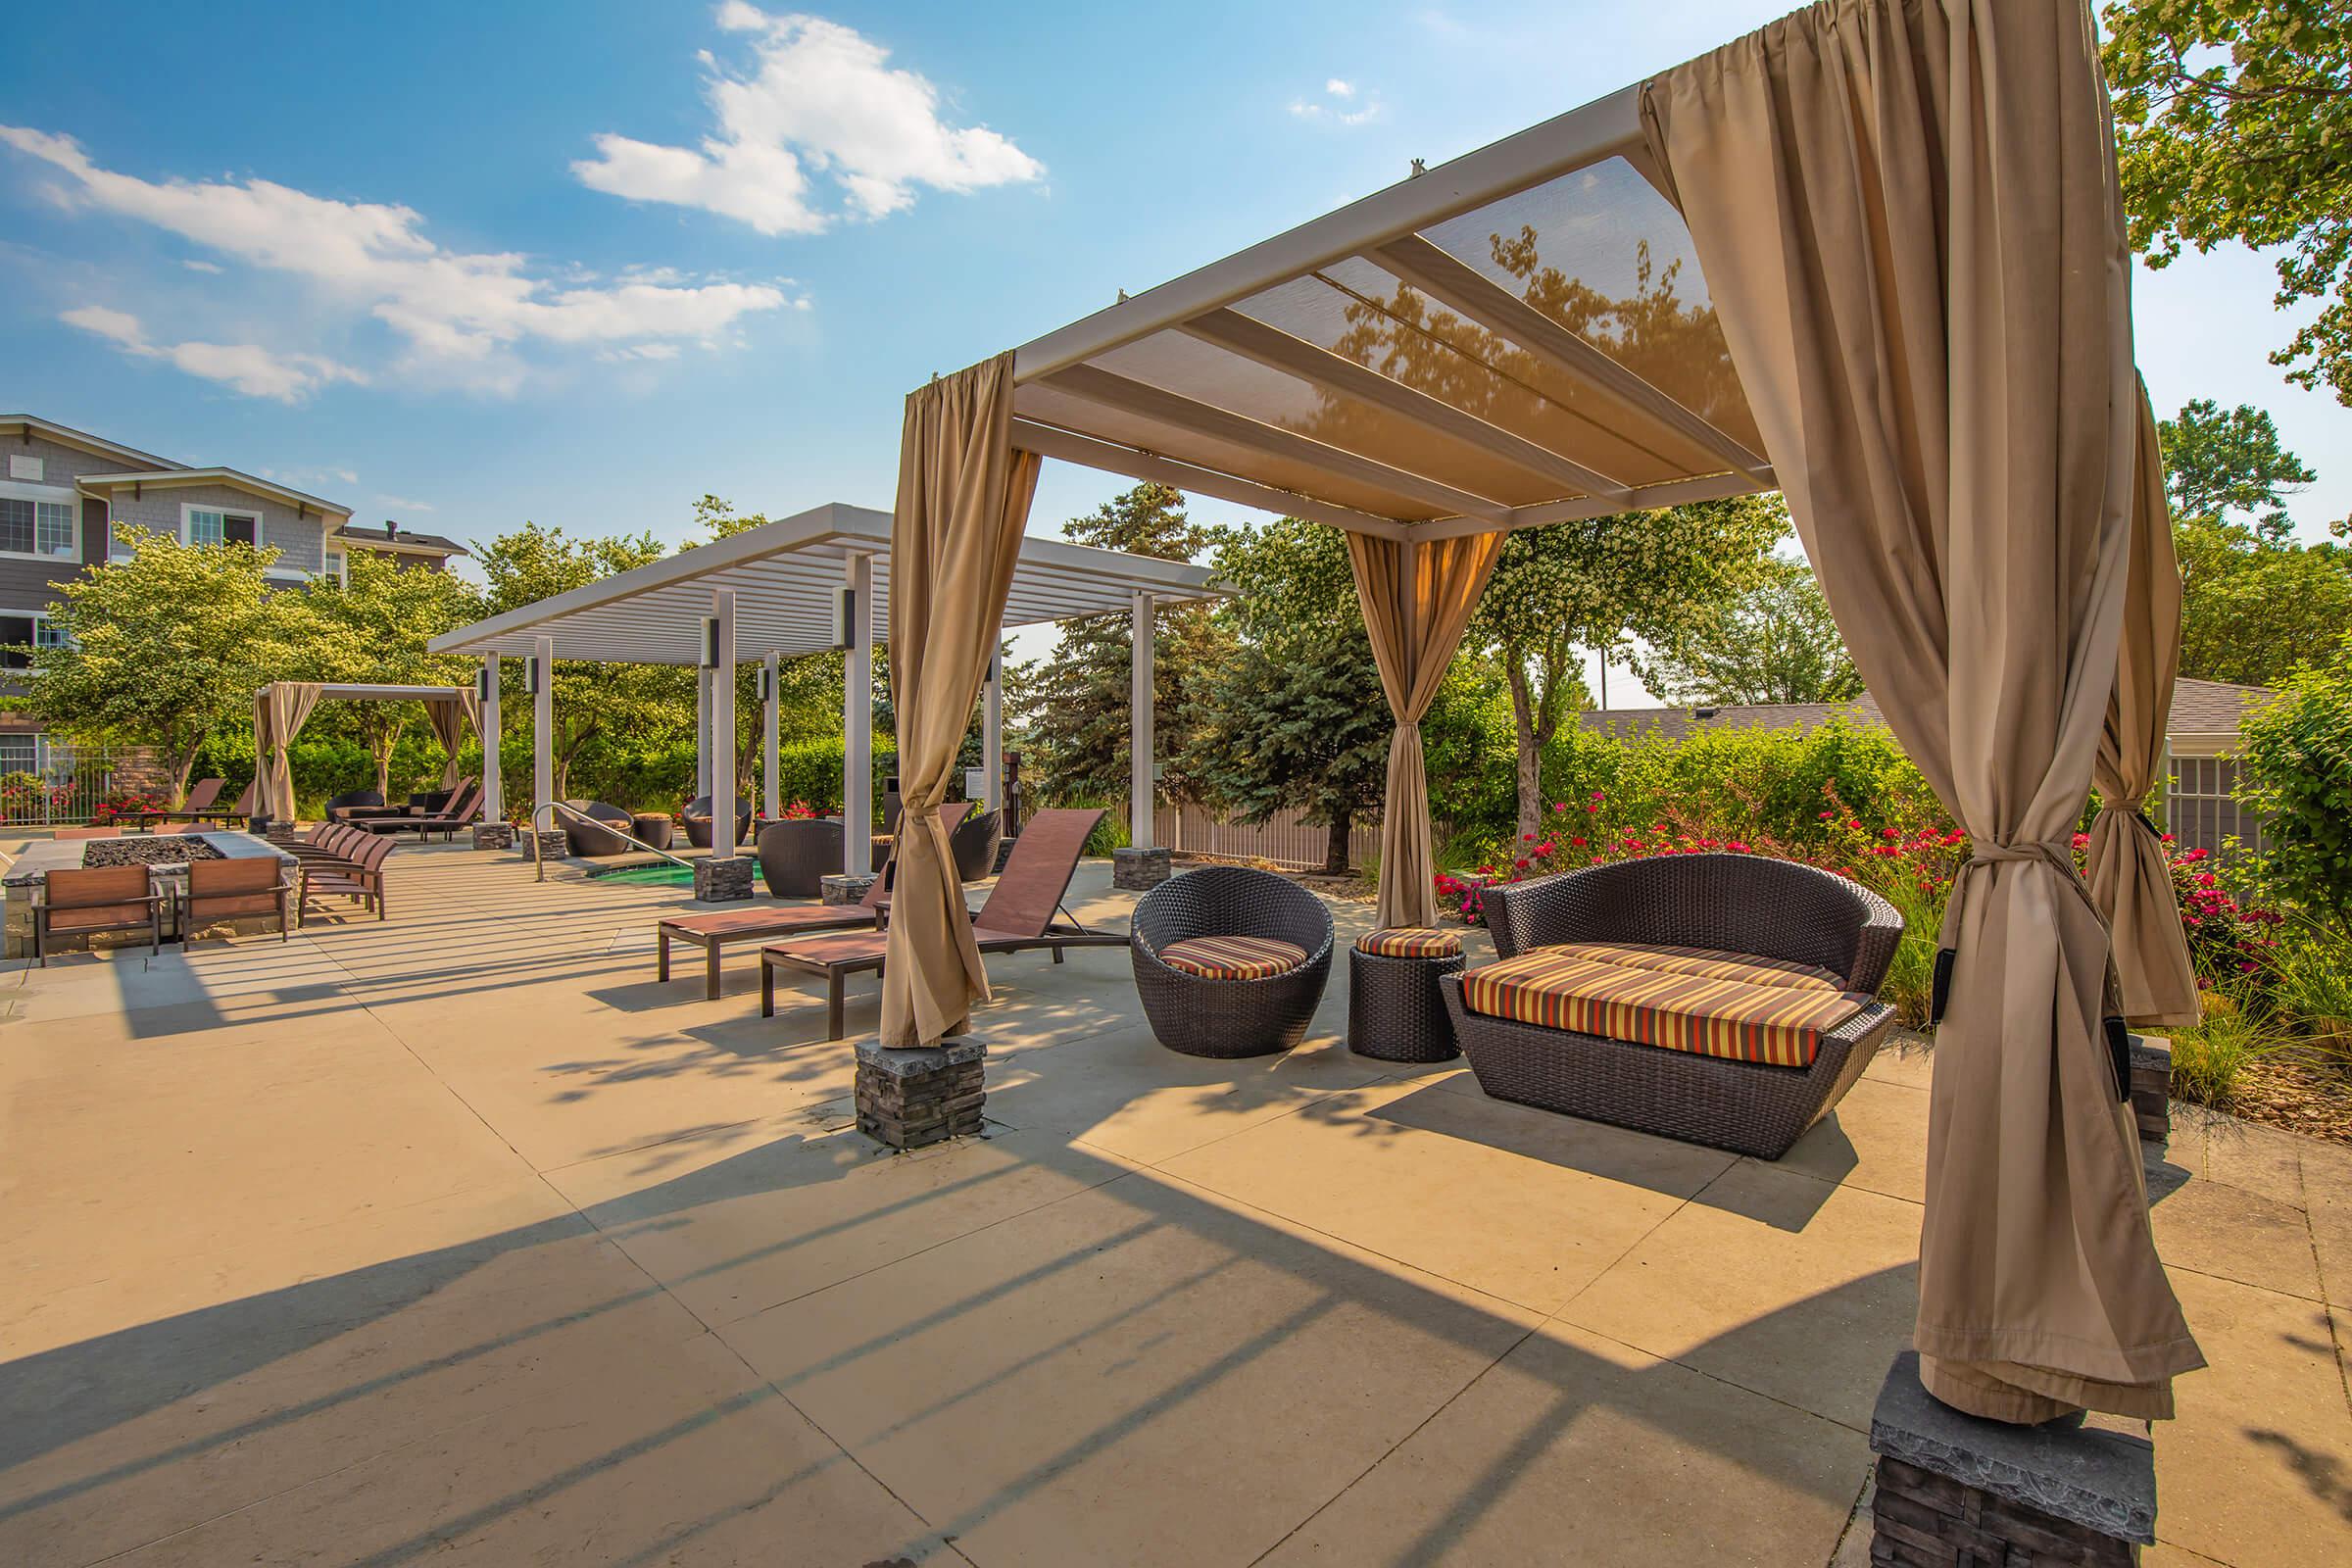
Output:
[[1440, 854, 1903, 1160], [181, 780, 258, 826], [33, 863, 165, 964], [760, 808, 1121, 1037], [324, 789, 390, 824], [659, 859, 898, 1001], [132, 778, 223, 828], [180, 858, 294, 945], [1130, 865, 1337, 1058], [354, 780, 481, 842], [298, 829, 394, 922]]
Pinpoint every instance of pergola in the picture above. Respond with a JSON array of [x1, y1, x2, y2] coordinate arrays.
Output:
[[427, 501, 1221, 867], [253, 681, 477, 824], [878, 0, 2203, 1430]]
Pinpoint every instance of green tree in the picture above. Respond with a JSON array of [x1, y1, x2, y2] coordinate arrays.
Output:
[[16, 528, 314, 803], [2157, 398, 2321, 540], [2235, 630, 2352, 920], [2176, 516, 2352, 685], [1181, 518, 1392, 874], [1006, 484, 1231, 802], [469, 521, 688, 798], [302, 551, 477, 799], [2105, 0, 2352, 403], [1474, 495, 1786, 841], [1642, 554, 1863, 708]]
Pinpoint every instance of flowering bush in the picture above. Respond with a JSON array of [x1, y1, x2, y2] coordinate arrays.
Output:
[[90, 789, 171, 825], [778, 799, 821, 820]]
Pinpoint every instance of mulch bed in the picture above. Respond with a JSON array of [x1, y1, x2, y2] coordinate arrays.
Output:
[[2229, 1054, 2352, 1146], [81, 837, 225, 868]]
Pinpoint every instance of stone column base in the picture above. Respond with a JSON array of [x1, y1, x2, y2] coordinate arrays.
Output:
[[821, 872, 878, 906], [1868, 1350, 2153, 1566], [693, 856, 755, 902], [518, 828, 568, 861], [855, 1038, 986, 1150], [472, 822, 515, 851], [2129, 1033, 2171, 1145], [1112, 845, 1171, 891]]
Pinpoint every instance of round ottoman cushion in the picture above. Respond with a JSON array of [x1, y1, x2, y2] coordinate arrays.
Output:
[[1354, 926, 1463, 959]]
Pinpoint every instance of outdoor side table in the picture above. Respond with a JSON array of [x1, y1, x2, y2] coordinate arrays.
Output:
[[1348, 927, 1465, 1062], [631, 813, 675, 852]]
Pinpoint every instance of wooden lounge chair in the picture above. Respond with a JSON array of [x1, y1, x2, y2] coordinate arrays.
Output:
[[180, 857, 294, 945], [33, 863, 165, 964], [760, 808, 1121, 1037], [299, 829, 394, 922], [356, 779, 481, 842], [132, 778, 223, 828], [178, 780, 257, 826], [659, 862, 895, 1001]]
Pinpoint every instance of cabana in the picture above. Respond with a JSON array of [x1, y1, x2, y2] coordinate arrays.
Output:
[[426, 502, 1220, 870], [883, 0, 2202, 1430], [253, 681, 478, 825]]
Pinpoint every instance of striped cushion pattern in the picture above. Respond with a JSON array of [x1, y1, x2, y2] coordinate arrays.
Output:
[[1157, 935, 1309, 981], [1460, 951, 1865, 1068], [1355, 927, 1463, 959], [1547, 942, 1842, 993]]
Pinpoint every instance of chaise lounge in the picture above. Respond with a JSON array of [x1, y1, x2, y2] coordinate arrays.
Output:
[[1441, 854, 1903, 1160]]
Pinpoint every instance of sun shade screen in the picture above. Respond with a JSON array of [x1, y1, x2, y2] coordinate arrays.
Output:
[[1640, 0, 2200, 1423], [1010, 156, 1770, 532]]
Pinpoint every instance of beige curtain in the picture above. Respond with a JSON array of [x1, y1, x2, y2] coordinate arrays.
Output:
[[256, 681, 324, 823], [1641, 0, 2200, 1421], [1348, 532, 1503, 928], [423, 691, 480, 790], [2089, 387, 2201, 1026], [878, 354, 1042, 1047]]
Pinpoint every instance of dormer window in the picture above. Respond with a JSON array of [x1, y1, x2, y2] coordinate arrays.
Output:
[[184, 506, 260, 548]]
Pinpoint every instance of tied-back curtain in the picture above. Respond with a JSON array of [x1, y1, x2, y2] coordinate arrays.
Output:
[[879, 353, 1042, 1047], [424, 692, 480, 790], [1641, 0, 2200, 1421], [2089, 385, 2200, 1026], [256, 681, 324, 823], [1348, 532, 1503, 928]]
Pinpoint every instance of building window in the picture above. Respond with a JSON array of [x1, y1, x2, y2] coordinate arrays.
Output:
[[0, 612, 68, 670], [324, 549, 346, 586], [184, 506, 260, 548], [0, 494, 77, 558], [0, 734, 35, 775]]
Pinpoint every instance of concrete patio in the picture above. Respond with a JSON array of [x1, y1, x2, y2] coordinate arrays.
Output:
[[0, 842, 2345, 1566]]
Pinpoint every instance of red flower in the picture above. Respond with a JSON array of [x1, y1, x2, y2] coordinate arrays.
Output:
[[1514, 858, 1530, 870], [1570, 836, 1588, 848]]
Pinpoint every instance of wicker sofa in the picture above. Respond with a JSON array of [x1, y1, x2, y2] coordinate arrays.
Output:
[[1130, 865, 1335, 1058], [1441, 854, 1903, 1159]]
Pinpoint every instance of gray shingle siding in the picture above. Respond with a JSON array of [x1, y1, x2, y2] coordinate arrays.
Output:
[[107, 483, 327, 574], [0, 436, 137, 617]]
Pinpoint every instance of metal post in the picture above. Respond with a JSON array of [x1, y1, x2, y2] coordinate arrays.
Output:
[[532, 635, 554, 819], [481, 656, 502, 823], [763, 650, 781, 823], [1130, 590, 1154, 850], [695, 667, 711, 798], [983, 648, 1004, 811], [712, 588, 736, 860], [844, 552, 872, 875]]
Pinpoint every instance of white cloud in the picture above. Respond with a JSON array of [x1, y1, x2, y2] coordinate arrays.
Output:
[[2, 123, 792, 392], [573, 6, 1043, 236], [180, 258, 222, 273], [1289, 77, 1383, 127], [62, 305, 367, 403], [373, 494, 435, 512]]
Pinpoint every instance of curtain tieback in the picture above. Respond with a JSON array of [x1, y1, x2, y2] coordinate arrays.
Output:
[[1932, 838, 2099, 1027]]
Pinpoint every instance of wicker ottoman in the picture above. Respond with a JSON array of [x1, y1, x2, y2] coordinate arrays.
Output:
[[1348, 928, 1465, 1062]]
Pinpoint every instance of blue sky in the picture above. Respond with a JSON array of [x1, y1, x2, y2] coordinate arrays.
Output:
[[3, 0, 2345, 695]]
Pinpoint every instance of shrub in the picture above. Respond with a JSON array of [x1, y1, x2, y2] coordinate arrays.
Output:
[[2235, 636, 2352, 922], [2165, 990, 2289, 1114]]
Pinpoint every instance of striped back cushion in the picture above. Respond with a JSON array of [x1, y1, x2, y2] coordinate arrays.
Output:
[[1548, 942, 1843, 993], [1157, 935, 1308, 981], [1355, 927, 1463, 959], [1460, 950, 1865, 1068]]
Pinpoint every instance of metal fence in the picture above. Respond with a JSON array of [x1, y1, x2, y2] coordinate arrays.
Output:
[[1152, 801, 1387, 870], [0, 739, 118, 825]]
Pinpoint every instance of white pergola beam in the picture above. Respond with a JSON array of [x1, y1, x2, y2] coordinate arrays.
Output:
[[1042, 363, 1515, 525], [1178, 308, 1631, 501], [1130, 591, 1153, 851], [1012, 84, 1643, 381], [532, 636, 554, 822], [1402, 466, 1777, 541], [480, 657, 502, 824], [983, 648, 1004, 812], [1010, 418, 1407, 539], [763, 650, 781, 822], [711, 588, 736, 861], [1368, 235, 1773, 483]]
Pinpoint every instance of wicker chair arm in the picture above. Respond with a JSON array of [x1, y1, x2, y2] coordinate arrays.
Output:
[[1480, 872, 1605, 960], [1846, 896, 1906, 996]]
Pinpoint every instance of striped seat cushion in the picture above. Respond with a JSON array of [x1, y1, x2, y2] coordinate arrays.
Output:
[[1547, 942, 1843, 993], [1460, 950, 1867, 1068], [1355, 926, 1463, 959], [1157, 935, 1309, 981]]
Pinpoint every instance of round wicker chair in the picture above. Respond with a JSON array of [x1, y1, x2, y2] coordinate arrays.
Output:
[[950, 806, 1004, 882], [757, 817, 843, 899], [1130, 865, 1335, 1058], [681, 795, 752, 849], [562, 801, 637, 858]]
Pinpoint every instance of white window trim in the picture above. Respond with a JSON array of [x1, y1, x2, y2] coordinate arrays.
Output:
[[0, 479, 82, 564], [179, 500, 266, 551], [1, 609, 70, 673]]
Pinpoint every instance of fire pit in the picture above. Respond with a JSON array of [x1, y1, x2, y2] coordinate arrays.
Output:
[[81, 837, 226, 868]]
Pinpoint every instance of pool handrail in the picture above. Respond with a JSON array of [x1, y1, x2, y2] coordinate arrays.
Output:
[[529, 802, 697, 882]]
